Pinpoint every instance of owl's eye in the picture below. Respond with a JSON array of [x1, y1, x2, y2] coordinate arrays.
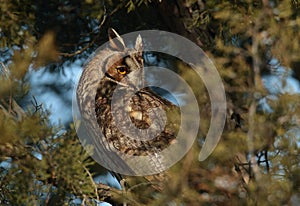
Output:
[[116, 66, 128, 75]]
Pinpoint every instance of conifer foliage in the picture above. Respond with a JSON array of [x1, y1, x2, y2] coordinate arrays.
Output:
[[1, 0, 299, 205]]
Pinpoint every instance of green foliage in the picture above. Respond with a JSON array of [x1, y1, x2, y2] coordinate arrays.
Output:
[[125, 0, 152, 12], [209, 1, 300, 205], [0, 104, 96, 205], [0, 0, 36, 47], [1, 0, 300, 205]]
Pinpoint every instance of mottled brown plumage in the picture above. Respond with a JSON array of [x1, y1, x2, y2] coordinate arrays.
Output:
[[95, 28, 180, 158], [77, 29, 180, 188], [95, 78, 180, 156]]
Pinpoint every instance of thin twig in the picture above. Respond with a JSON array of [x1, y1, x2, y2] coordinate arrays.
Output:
[[31, 95, 43, 113], [82, 163, 100, 201], [246, 3, 271, 181], [0, 62, 10, 78], [127, 181, 156, 192], [59, 10, 108, 58]]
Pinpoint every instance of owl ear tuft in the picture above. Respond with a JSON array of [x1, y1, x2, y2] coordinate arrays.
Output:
[[135, 34, 143, 54], [108, 28, 125, 51]]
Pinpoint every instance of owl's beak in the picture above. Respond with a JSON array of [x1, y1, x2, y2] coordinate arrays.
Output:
[[127, 68, 145, 91]]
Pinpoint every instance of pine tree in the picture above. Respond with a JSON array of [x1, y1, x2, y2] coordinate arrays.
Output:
[[1, 0, 299, 205]]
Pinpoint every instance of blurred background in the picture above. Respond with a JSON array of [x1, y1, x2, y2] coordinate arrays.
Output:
[[0, 0, 299, 205]]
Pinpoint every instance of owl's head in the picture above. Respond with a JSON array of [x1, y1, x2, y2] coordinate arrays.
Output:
[[104, 28, 144, 87]]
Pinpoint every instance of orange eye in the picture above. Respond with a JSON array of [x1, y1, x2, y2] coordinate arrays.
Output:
[[116, 66, 127, 75]]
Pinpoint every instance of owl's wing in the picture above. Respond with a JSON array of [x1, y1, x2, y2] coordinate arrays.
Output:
[[129, 87, 181, 139], [78, 114, 136, 174]]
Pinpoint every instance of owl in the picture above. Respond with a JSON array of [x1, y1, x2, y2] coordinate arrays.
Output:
[[77, 28, 180, 180]]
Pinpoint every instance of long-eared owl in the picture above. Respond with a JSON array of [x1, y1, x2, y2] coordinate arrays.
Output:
[[76, 28, 180, 176]]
